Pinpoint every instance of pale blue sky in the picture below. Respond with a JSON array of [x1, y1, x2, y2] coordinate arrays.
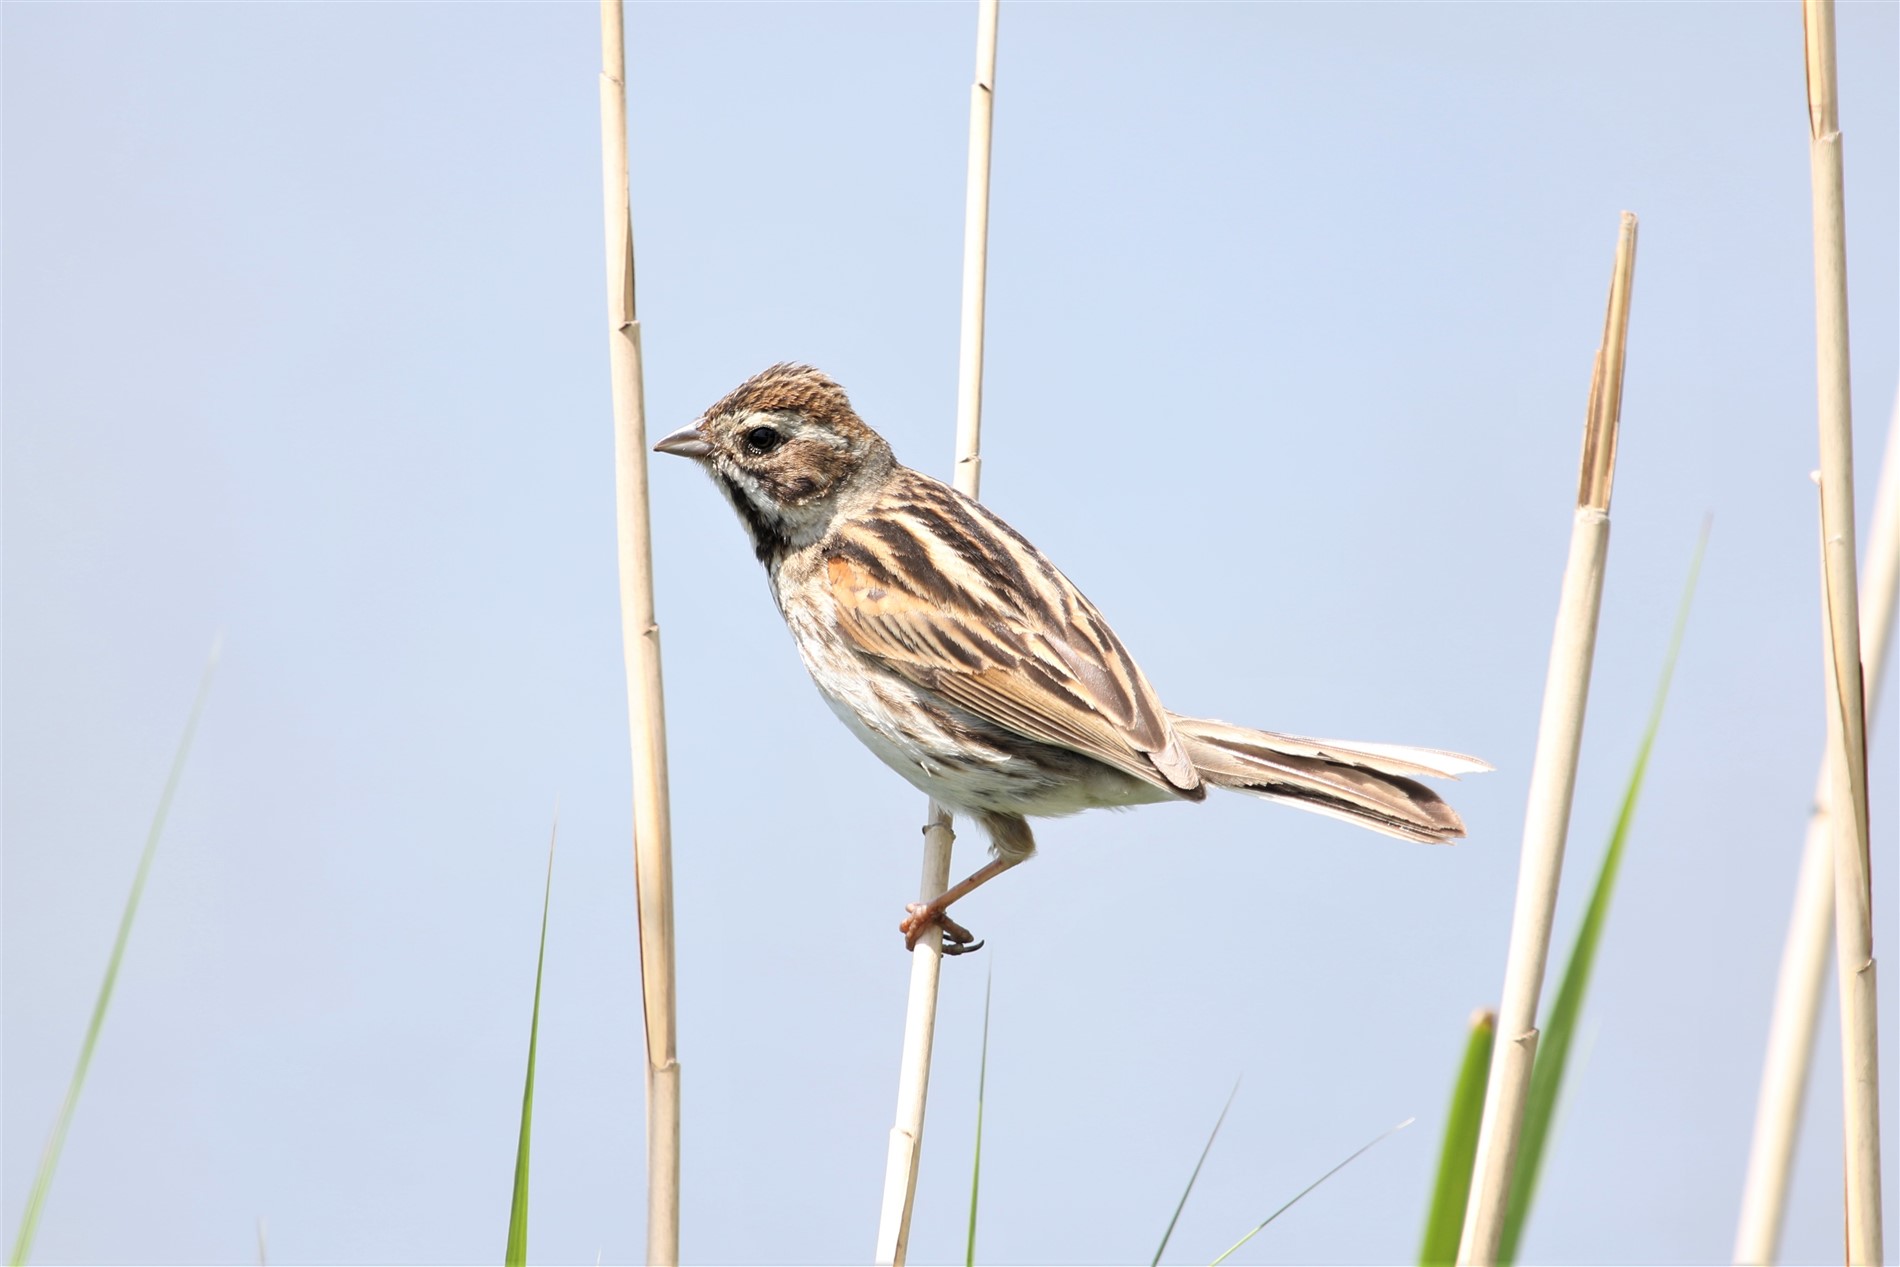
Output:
[[4, 4, 1896, 1264]]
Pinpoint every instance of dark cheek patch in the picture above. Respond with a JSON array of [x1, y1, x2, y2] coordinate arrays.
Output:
[[761, 439, 841, 506]]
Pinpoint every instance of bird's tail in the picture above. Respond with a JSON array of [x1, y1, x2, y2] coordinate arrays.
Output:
[[1169, 714, 1490, 844]]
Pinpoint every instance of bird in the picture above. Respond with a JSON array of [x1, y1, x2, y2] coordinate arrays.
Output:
[[655, 363, 1488, 953]]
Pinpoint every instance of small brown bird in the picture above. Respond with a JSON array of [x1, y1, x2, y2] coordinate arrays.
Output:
[[657, 364, 1487, 952]]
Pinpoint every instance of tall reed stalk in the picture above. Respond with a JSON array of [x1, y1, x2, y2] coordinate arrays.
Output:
[[1457, 214, 1638, 1267], [874, 4, 1000, 1262], [598, 3, 681, 1260], [1734, 399, 1900, 1264], [1798, 4, 1883, 1261]]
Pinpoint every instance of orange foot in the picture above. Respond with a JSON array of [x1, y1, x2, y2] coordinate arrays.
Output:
[[899, 902, 983, 955]]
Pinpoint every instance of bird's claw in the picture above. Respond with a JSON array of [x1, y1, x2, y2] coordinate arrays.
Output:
[[940, 931, 985, 956], [900, 902, 984, 955]]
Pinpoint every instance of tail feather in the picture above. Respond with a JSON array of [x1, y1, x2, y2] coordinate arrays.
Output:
[[1169, 714, 1486, 844]]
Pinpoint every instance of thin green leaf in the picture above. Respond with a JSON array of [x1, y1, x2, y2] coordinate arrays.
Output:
[[9, 639, 220, 1267], [965, 966, 993, 1267], [1152, 1078, 1242, 1267], [1498, 522, 1709, 1265], [1209, 1118, 1414, 1267], [1419, 1009, 1497, 1266], [505, 812, 559, 1267]]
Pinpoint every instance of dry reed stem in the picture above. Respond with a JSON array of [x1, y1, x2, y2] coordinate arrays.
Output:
[[1457, 213, 1638, 1267], [1735, 398, 1900, 1264], [1801, 4, 1885, 1261], [599, 2, 681, 1260], [874, 4, 1000, 1263]]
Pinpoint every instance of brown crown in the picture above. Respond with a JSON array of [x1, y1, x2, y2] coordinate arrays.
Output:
[[704, 363, 865, 434]]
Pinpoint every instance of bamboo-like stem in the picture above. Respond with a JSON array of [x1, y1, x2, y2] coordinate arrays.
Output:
[[1735, 399, 1899, 1265], [874, 4, 999, 1263], [599, 3, 681, 1262], [1457, 214, 1637, 1267], [1801, 7, 1884, 1260], [949, 0, 999, 500]]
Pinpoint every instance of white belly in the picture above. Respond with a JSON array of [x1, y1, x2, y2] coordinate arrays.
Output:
[[777, 566, 1172, 820]]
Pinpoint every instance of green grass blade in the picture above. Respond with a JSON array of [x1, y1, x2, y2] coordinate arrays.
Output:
[[505, 813, 559, 1267], [1208, 1118, 1414, 1267], [1152, 1077, 1242, 1267], [1419, 1008, 1497, 1266], [1497, 523, 1709, 1265], [8, 640, 220, 1267], [965, 966, 993, 1267]]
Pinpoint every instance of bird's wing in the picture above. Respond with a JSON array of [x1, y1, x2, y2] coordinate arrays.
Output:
[[822, 476, 1202, 798]]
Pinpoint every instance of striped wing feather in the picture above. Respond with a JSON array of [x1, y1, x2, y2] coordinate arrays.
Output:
[[824, 474, 1202, 799]]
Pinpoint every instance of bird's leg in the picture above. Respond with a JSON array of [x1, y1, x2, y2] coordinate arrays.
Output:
[[900, 856, 1023, 955]]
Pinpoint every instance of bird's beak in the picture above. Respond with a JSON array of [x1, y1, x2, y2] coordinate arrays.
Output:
[[653, 421, 713, 460]]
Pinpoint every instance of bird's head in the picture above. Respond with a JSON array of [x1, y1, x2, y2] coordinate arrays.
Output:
[[655, 364, 895, 562]]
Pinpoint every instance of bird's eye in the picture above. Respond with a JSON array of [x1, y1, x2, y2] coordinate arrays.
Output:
[[744, 426, 783, 455]]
